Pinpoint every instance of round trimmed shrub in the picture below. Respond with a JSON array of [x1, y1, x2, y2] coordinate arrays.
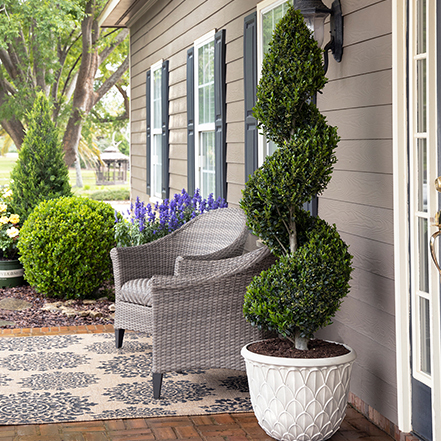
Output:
[[18, 196, 116, 299]]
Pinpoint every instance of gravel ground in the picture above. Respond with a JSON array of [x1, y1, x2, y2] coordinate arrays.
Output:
[[0, 284, 115, 329]]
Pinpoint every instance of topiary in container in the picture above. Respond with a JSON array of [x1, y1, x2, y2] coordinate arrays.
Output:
[[239, 6, 355, 441], [10, 92, 72, 224], [240, 4, 352, 351], [18, 196, 116, 299]]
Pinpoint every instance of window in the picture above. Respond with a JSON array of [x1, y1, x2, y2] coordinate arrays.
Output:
[[187, 30, 226, 199], [257, 0, 292, 165], [146, 60, 169, 200], [243, 0, 292, 181], [195, 33, 216, 198], [151, 61, 163, 200], [244, 0, 317, 215]]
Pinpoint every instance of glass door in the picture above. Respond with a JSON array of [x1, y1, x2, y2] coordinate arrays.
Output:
[[409, 1, 441, 439]]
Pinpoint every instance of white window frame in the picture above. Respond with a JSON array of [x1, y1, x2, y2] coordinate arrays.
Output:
[[150, 59, 163, 202], [194, 30, 216, 198], [256, 0, 292, 166]]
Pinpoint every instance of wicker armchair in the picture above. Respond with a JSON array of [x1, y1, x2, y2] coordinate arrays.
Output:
[[110, 207, 249, 348], [150, 245, 276, 398]]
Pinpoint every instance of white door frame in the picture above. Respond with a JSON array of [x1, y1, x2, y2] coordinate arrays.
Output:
[[393, 0, 441, 437]]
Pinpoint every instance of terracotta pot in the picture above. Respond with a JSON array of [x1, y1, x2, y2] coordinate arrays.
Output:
[[241, 340, 357, 441], [0, 259, 24, 288]]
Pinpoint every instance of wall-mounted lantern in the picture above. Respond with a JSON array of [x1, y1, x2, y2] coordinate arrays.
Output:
[[294, 0, 343, 73]]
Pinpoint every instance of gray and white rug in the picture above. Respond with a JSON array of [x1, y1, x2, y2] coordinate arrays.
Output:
[[0, 333, 252, 425]]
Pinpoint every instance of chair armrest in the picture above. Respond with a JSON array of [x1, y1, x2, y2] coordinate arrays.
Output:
[[110, 236, 176, 293], [174, 247, 273, 278]]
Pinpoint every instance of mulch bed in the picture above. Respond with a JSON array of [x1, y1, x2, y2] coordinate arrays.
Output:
[[0, 284, 114, 329]]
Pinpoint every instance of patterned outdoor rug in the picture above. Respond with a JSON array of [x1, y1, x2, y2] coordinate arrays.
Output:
[[0, 333, 252, 425]]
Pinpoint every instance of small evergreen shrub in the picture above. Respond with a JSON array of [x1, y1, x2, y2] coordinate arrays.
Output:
[[115, 189, 227, 247], [10, 92, 72, 223], [18, 196, 116, 299]]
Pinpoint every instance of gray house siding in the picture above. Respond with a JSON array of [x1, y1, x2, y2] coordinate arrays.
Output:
[[127, 0, 397, 427], [317, 0, 396, 425], [129, 0, 258, 205]]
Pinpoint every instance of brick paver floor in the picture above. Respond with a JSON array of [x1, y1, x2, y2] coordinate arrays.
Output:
[[0, 326, 394, 441]]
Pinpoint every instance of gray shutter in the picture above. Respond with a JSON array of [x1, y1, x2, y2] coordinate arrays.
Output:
[[244, 12, 258, 182], [146, 69, 151, 196], [214, 29, 226, 199], [187, 47, 195, 195], [161, 60, 169, 200]]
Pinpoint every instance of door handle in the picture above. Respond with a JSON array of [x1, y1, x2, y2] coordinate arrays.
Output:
[[431, 207, 441, 274]]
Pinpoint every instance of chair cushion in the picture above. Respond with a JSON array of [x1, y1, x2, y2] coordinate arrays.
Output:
[[120, 278, 153, 306]]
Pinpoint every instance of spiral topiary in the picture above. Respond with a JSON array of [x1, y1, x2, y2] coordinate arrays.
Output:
[[18, 196, 116, 299], [240, 5, 352, 350]]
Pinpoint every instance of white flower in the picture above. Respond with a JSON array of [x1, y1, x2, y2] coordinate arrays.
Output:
[[6, 227, 19, 238]]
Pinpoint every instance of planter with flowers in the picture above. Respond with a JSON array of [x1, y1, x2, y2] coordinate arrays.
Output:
[[0, 185, 23, 287], [239, 6, 355, 441]]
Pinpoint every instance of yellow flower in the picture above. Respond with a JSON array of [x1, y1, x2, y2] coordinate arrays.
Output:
[[6, 227, 19, 238], [8, 214, 19, 224], [3, 190, 12, 198], [0, 216, 9, 225], [0, 204, 7, 213]]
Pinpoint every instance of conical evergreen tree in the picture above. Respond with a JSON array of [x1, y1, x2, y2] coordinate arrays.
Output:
[[10, 93, 72, 223]]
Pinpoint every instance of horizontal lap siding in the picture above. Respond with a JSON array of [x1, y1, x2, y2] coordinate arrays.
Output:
[[316, 0, 396, 425], [129, 0, 258, 203], [127, 0, 397, 426]]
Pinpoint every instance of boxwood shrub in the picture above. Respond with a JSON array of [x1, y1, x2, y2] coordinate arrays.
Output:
[[18, 196, 116, 299]]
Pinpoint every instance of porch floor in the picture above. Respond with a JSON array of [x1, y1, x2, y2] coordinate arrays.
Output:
[[0, 326, 394, 441]]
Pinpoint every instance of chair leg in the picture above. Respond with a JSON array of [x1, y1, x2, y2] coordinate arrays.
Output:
[[153, 373, 163, 399], [115, 329, 125, 348]]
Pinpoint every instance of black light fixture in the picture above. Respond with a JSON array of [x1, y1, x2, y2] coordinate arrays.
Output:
[[294, 0, 343, 73]]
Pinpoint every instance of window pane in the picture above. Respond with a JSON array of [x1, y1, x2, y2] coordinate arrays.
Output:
[[152, 134, 162, 198], [417, 59, 427, 133], [199, 131, 215, 197], [420, 297, 431, 375], [418, 217, 429, 293], [153, 69, 162, 130], [198, 41, 214, 125], [417, 0, 426, 54], [262, 0, 292, 54], [417, 138, 427, 212], [261, 1, 291, 158]]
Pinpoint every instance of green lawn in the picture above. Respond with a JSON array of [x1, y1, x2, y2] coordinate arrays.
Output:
[[0, 155, 129, 200]]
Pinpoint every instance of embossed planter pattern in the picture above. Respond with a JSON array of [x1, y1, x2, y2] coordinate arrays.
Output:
[[0, 259, 24, 288], [241, 341, 357, 441]]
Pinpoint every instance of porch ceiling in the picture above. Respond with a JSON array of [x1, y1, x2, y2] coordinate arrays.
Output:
[[99, 0, 158, 28]]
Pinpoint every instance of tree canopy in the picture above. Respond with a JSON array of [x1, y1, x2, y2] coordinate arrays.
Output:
[[0, 0, 129, 184]]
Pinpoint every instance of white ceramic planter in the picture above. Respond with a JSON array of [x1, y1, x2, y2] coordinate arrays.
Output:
[[241, 341, 357, 441]]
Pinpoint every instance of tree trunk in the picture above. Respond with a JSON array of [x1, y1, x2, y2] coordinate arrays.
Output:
[[294, 331, 309, 351], [74, 157, 83, 187]]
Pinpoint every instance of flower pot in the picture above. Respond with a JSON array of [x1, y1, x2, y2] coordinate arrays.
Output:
[[241, 341, 357, 441], [0, 259, 24, 288]]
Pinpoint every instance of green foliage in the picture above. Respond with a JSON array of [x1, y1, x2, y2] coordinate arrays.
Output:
[[17, 196, 116, 299], [9, 93, 72, 223], [0, 0, 129, 159], [89, 188, 130, 201], [243, 212, 352, 340], [253, 7, 326, 146], [240, 5, 352, 349]]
